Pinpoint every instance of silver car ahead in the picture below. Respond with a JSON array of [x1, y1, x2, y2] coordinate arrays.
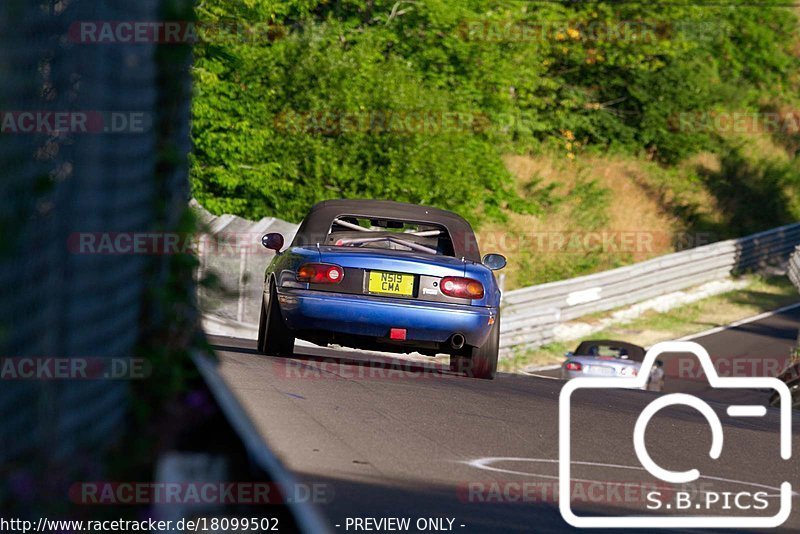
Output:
[[561, 339, 665, 392]]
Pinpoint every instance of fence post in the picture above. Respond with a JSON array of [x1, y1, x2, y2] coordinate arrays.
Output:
[[197, 235, 207, 302], [237, 246, 247, 323]]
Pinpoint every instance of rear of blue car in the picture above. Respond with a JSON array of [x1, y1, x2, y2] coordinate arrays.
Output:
[[256, 200, 504, 379]]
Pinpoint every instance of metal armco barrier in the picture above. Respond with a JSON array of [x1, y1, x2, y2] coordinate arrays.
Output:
[[500, 223, 800, 352]]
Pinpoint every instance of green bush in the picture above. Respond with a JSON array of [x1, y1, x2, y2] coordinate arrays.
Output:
[[191, 0, 799, 225]]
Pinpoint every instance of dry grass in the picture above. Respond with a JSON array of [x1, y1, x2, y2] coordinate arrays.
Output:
[[478, 153, 715, 288], [501, 153, 674, 235]]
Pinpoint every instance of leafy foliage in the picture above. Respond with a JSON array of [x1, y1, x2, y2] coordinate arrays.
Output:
[[191, 0, 799, 225]]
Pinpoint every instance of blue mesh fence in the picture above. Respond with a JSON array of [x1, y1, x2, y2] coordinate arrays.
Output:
[[0, 0, 192, 474]]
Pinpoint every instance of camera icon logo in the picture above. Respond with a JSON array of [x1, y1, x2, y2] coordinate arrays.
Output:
[[559, 341, 793, 528]]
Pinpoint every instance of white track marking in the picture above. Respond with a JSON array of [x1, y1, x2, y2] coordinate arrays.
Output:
[[521, 371, 561, 380]]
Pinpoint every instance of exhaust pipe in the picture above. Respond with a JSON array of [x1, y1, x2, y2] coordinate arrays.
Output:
[[450, 333, 465, 350]]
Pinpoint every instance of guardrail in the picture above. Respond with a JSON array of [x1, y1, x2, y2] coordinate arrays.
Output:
[[500, 223, 800, 352], [194, 200, 299, 328], [789, 245, 800, 294]]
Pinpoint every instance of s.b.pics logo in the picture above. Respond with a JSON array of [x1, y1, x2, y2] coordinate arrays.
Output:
[[559, 341, 794, 529]]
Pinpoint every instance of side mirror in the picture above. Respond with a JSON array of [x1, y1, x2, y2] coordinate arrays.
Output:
[[262, 233, 284, 252], [482, 253, 507, 270], [655, 359, 664, 368], [564, 351, 574, 358]]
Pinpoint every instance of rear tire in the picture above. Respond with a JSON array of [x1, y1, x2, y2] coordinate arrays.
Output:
[[452, 315, 499, 380], [257, 283, 295, 356]]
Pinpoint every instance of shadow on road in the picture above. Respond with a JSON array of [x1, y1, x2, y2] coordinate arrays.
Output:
[[210, 339, 459, 379], [289, 471, 780, 534]]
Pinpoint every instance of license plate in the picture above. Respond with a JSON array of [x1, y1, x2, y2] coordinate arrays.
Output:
[[584, 365, 614, 376], [368, 271, 414, 296]]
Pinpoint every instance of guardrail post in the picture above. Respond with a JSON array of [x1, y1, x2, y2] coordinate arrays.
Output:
[[237, 246, 247, 323]]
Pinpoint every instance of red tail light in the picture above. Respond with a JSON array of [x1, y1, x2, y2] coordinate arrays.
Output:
[[297, 263, 344, 284], [439, 276, 484, 299], [565, 361, 582, 371]]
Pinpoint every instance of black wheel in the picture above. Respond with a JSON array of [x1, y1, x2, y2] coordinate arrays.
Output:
[[257, 282, 295, 356], [454, 315, 499, 380], [257, 293, 268, 351]]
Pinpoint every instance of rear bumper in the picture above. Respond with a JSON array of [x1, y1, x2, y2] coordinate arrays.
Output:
[[562, 369, 648, 389], [277, 288, 495, 347]]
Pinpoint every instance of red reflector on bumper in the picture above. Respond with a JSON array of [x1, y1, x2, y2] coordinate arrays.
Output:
[[389, 328, 407, 340]]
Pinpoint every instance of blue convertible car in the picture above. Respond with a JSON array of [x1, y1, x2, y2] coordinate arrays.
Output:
[[257, 199, 506, 379]]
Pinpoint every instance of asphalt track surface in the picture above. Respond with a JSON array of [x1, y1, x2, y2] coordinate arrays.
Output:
[[212, 306, 800, 533]]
